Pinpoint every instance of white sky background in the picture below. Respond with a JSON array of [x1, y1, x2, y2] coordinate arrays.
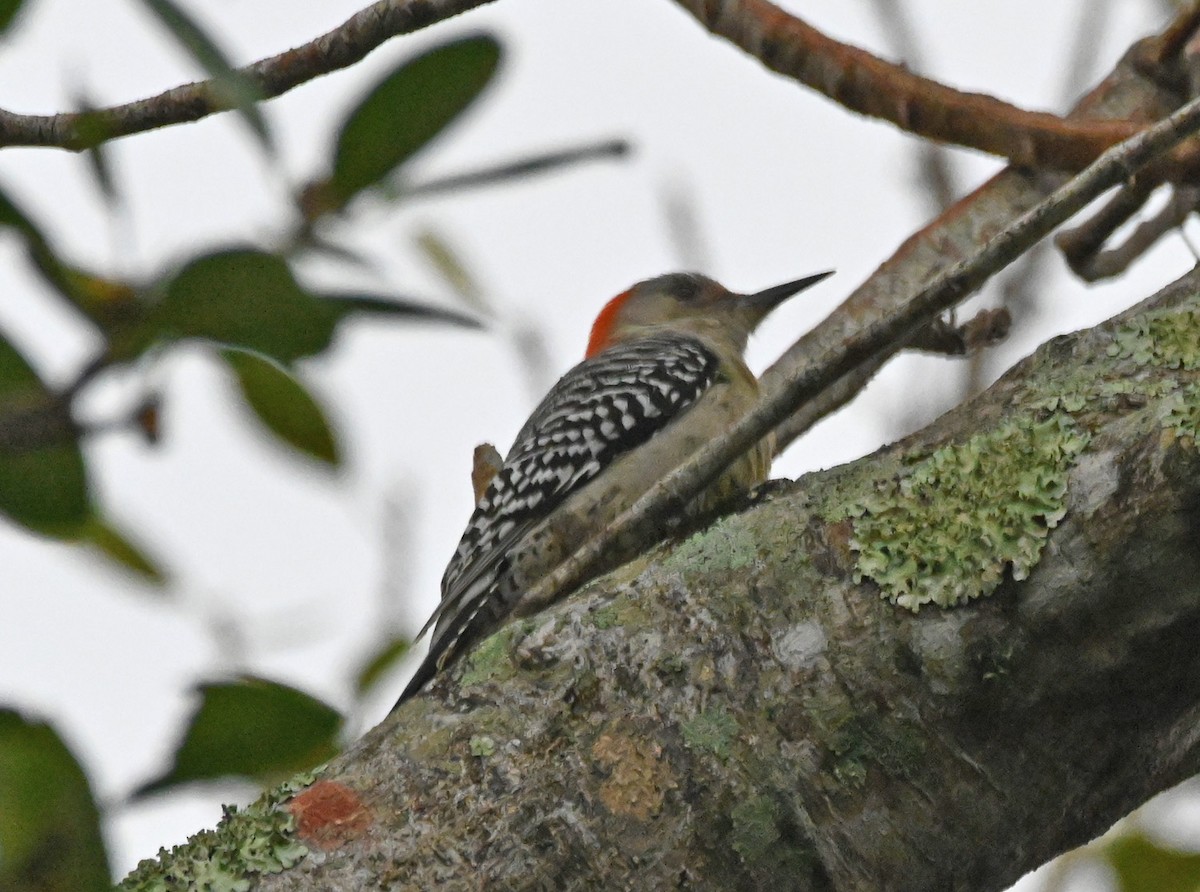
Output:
[[0, 0, 1195, 884]]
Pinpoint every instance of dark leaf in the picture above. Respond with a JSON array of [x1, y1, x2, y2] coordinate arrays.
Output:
[[329, 34, 500, 205], [354, 634, 413, 698], [145, 248, 478, 363], [0, 334, 90, 535], [134, 677, 343, 798], [0, 0, 26, 36], [82, 515, 168, 586], [137, 0, 272, 151], [0, 709, 110, 892], [149, 249, 340, 362], [221, 348, 340, 466]]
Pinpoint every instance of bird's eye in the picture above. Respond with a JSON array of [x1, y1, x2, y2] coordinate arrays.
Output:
[[667, 275, 703, 303]]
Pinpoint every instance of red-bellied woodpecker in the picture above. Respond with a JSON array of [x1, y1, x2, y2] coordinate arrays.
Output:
[[394, 270, 833, 707]]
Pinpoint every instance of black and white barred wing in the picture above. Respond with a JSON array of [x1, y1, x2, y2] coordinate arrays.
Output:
[[402, 334, 719, 697]]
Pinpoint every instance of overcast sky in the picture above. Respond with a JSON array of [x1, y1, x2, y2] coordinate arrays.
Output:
[[0, 0, 1193, 882]]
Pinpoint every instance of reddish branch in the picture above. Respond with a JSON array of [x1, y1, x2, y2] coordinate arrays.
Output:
[[0, 0, 497, 150], [759, 8, 1196, 452], [672, 0, 1200, 171]]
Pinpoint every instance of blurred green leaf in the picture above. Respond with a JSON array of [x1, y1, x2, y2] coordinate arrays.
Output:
[[135, 677, 343, 798], [0, 334, 90, 536], [0, 709, 111, 892], [221, 348, 340, 466], [0, 0, 27, 36], [0, 181, 49, 246], [150, 249, 336, 361], [144, 247, 479, 363], [82, 515, 168, 586], [138, 0, 271, 151], [1105, 831, 1200, 892], [414, 227, 489, 315], [354, 634, 412, 698], [329, 34, 500, 205]]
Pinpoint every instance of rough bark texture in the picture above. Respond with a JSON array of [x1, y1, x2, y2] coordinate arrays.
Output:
[[236, 269, 1200, 890]]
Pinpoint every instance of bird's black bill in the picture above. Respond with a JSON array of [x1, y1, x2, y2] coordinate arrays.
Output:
[[747, 269, 835, 311]]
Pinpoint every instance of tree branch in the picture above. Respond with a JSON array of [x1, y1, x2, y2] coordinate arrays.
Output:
[[0, 0, 497, 150], [238, 266, 1200, 891], [506, 88, 1200, 625], [765, 9, 1193, 452], [670, 0, 1200, 172]]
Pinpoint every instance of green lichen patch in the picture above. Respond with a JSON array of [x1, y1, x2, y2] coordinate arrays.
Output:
[[681, 706, 738, 760], [847, 415, 1090, 610], [1107, 308, 1200, 370], [457, 627, 517, 688], [589, 604, 620, 629], [663, 513, 761, 575], [1023, 373, 1186, 431], [1165, 382, 1200, 443], [729, 795, 781, 863], [469, 735, 496, 758], [1027, 377, 1139, 415], [119, 772, 313, 891]]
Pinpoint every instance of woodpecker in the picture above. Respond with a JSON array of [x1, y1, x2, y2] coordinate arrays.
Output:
[[394, 270, 833, 707]]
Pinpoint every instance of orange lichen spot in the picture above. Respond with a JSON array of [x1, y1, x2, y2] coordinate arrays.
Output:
[[287, 780, 373, 850], [585, 289, 634, 358], [592, 731, 674, 821]]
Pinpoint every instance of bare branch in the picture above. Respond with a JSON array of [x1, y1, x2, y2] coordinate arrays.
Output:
[[1061, 183, 1200, 280], [253, 268, 1200, 892], [0, 0, 497, 150]]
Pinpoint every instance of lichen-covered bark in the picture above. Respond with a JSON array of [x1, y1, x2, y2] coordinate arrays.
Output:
[[232, 270, 1200, 891]]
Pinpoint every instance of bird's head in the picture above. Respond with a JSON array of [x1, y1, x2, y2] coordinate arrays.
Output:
[[585, 270, 833, 358]]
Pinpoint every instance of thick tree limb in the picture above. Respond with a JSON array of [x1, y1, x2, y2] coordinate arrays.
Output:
[[229, 264, 1200, 892], [0, 0, 497, 150]]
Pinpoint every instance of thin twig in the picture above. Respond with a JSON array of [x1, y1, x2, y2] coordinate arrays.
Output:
[[1061, 0, 1116, 103], [867, 0, 959, 213], [514, 92, 1200, 618], [0, 0, 497, 150], [1067, 184, 1200, 280], [1056, 175, 1160, 270], [395, 140, 630, 200]]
